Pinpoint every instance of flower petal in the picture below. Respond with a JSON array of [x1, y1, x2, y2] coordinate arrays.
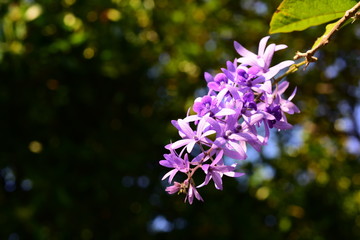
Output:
[[211, 171, 223, 190], [258, 36, 270, 56], [204, 72, 213, 83], [234, 41, 256, 58], [224, 171, 245, 177], [277, 81, 289, 95], [186, 141, 196, 153], [275, 44, 287, 51], [228, 141, 247, 160], [171, 139, 192, 150], [214, 108, 236, 117], [273, 121, 293, 130], [177, 119, 194, 138], [263, 43, 276, 70], [197, 174, 212, 188], [288, 86, 297, 101], [263, 60, 294, 79], [226, 60, 236, 72], [162, 169, 178, 183]]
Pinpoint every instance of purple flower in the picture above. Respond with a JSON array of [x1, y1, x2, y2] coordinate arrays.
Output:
[[234, 36, 294, 79], [209, 112, 261, 160], [266, 105, 284, 129], [193, 95, 218, 117], [234, 36, 284, 72], [207, 73, 230, 91], [228, 65, 266, 92], [165, 182, 182, 194], [198, 151, 245, 190], [199, 164, 244, 190], [185, 180, 203, 204], [170, 116, 216, 153], [160, 150, 190, 183], [256, 81, 300, 130], [241, 92, 257, 115], [275, 81, 300, 115], [160, 36, 300, 204]]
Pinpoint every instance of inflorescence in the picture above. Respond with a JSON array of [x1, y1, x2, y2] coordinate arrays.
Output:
[[160, 36, 300, 204]]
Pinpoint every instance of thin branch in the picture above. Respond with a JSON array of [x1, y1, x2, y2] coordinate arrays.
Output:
[[273, 60, 306, 84], [294, 2, 360, 66]]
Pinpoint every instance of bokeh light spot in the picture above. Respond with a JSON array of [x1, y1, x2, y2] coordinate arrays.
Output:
[[63, 13, 76, 27], [279, 217, 291, 232], [8, 233, 19, 240], [256, 186, 270, 200], [129, 0, 141, 8], [62, 0, 76, 7], [316, 83, 333, 94], [5, 180, 16, 192], [137, 175, 150, 188], [136, 10, 150, 27], [346, 136, 360, 155], [106, 9, 122, 21], [143, 0, 155, 10], [338, 177, 351, 191], [8, 5, 21, 21], [21, 179, 33, 191], [29, 141, 43, 154], [9, 41, 24, 54], [316, 171, 329, 185], [178, 60, 200, 77], [83, 47, 95, 59], [63, 13, 83, 30], [25, 4, 43, 21], [148, 215, 174, 233], [287, 205, 304, 218]]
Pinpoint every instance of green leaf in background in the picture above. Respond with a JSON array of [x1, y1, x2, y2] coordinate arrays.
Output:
[[269, 0, 358, 34]]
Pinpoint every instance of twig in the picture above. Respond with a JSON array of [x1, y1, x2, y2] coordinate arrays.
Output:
[[273, 60, 306, 85], [294, 1, 360, 67]]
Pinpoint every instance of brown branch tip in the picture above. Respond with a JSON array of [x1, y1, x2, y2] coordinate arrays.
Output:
[[293, 2, 360, 68]]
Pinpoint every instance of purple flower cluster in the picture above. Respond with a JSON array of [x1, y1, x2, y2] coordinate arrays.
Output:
[[160, 36, 300, 204]]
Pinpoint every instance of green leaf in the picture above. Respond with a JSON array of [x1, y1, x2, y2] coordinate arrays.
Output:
[[269, 0, 358, 34]]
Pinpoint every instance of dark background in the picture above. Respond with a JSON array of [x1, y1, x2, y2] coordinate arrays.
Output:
[[1, 0, 360, 239]]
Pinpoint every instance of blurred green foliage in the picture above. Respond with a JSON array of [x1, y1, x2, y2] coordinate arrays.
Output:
[[0, 0, 360, 239]]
